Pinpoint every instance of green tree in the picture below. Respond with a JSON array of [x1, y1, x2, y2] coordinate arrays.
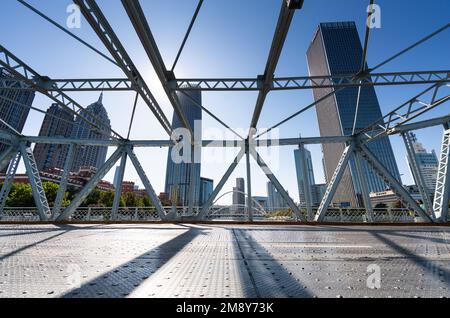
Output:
[[99, 190, 115, 207], [124, 192, 142, 207], [6, 183, 35, 207], [142, 195, 154, 207], [81, 188, 102, 207], [43, 182, 71, 207]]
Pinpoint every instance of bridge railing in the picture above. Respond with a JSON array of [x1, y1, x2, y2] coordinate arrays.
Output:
[[0, 206, 420, 222]]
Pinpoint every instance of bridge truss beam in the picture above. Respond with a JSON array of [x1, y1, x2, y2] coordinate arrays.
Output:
[[433, 128, 450, 222], [171, 70, 450, 92]]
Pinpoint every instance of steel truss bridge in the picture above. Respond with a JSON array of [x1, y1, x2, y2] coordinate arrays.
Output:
[[0, 0, 449, 224]]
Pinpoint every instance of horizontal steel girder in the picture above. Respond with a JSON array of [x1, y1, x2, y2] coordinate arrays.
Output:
[[0, 77, 134, 92], [0, 112, 449, 148], [170, 70, 450, 91], [5, 70, 446, 93]]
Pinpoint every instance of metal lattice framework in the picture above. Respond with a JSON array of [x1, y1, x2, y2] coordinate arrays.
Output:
[[0, 0, 449, 223]]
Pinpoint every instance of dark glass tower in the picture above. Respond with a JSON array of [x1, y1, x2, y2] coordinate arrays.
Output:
[[71, 93, 111, 172], [34, 103, 74, 172], [164, 91, 202, 206], [306, 22, 401, 207], [0, 68, 35, 154]]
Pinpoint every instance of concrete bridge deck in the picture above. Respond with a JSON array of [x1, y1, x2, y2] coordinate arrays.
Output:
[[0, 224, 449, 298]]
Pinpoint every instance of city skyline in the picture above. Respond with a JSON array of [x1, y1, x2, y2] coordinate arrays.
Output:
[[0, 0, 448, 204]]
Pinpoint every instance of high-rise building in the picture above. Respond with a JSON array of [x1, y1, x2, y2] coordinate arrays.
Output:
[[267, 181, 289, 211], [294, 147, 315, 206], [71, 93, 111, 172], [311, 184, 327, 207], [306, 22, 401, 207], [406, 132, 439, 194], [199, 177, 214, 206], [34, 103, 74, 172], [0, 68, 35, 154], [232, 178, 246, 211], [164, 91, 202, 206]]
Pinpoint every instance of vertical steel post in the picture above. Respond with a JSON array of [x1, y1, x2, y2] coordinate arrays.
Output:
[[298, 143, 313, 221], [52, 144, 76, 219], [433, 128, 450, 222], [187, 144, 195, 216], [111, 150, 128, 220], [0, 152, 21, 216], [20, 142, 51, 221], [245, 139, 253, 222], [315, 144, 354, 222], [353, 151, 374, 222]]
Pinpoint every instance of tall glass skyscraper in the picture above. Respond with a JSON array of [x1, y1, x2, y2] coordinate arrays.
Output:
[[34, 103, 74, 172], [294, 147, 315, 206], [164, 91, 202, 206], [71, 93, 111, 172], [0, 68, 35, 154], [306, 22, 401, 207]]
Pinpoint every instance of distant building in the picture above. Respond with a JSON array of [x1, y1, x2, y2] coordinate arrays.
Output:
[[199, 177, 214, 206], [253, 196, 268, 211], [369, 185, 422, 207], [164, 91, 202, 206], [232, 178, 245, 211], [307, 22, 401, 207], [267, 181, 289, 211], [311, 184, 327, 207], [71, 93, 111, 172], [33, 103, 74, 172], [0, 68, 35, 154], [294, 147, 315, 206], [159, 192, 171, 206], [121, 181, 136, 194], [406, 132, 439, 194]]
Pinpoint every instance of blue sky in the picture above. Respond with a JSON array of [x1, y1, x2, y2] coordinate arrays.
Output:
[[1, 0, 449, 204]]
